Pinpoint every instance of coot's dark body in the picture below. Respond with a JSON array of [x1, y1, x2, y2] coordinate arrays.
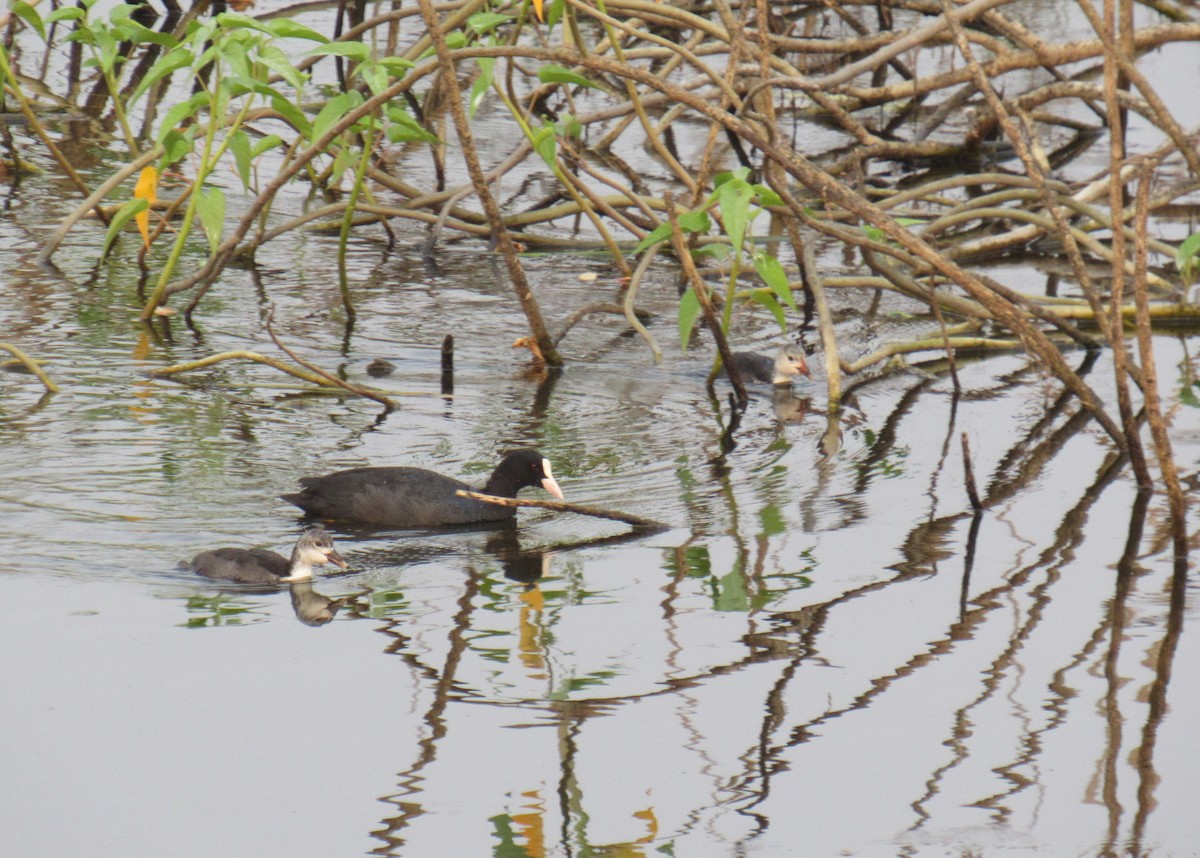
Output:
[[190, 547, 295, 585], [186, 527, 347, 585], [730, 351, 776, 383], [730, 346, 810, 385], [281, 449, 563, 528]]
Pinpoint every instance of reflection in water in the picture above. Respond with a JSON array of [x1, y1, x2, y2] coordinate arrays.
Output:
[[486, 530, 549, 585], [340, 342, 1190, 856], [288, 581, 358, 627], [3, 156, 1196, 857], [770, 386, 809, 424], [181, 593, 273, 628]]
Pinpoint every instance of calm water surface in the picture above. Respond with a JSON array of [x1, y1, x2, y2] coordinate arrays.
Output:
[[5, 209, 1199, 856], [4, 3, 1200, 857]]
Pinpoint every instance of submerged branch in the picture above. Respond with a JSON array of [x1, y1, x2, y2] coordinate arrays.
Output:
[[0, 342, 59, 393]]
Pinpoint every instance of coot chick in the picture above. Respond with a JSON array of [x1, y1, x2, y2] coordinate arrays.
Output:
[[281, 448, 564, 528], [366, 358, 396, 378], [186, 526, 347, 585], [730, 346, 809, 385]]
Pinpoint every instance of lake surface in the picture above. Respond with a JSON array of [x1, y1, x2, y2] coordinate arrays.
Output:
[[4, 2, 1200, 856]]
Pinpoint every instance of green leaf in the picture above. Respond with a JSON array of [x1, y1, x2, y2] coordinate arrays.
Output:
[[221, 74, 274, 99], [221, 38, 252, 80], [468, 11, 511, 35], [752, 183, 783, 208], [385, 106, 440, 145], [1181, 381, 1200, 409], [160, 128, 193, 165], [93, 27, 119, 74], [10, 1, 45, 40], [678, 287, 702, 351], [716, 177, 753, 256], [265, 18, 329, 42], [537, 64, 597, 89], [321, 144, 344, 186], [693, 243, 731, 260], [634, 222, 674, 254], [377, 57, 414, 75], [360, 62, 388, 96], [258, 44, 307, 90], [713, 167, 751, 188], [533, 125, 557, 168], [195, 186, 226, 253], [554, 112, 582, 139], [130, 46, 194, 107], [312, 91, 363, 143], [634, 209, 709, 253], [677, 209, 710, 233], [100, 198, 149, 259], [863, 225, 885, 243], [250, 134, 284, 158], [309, 41, 371, 62], [750, 290, 787, 333], [470, 56, 495, 118], [272, 95, 312, 139], [230, 130, 252, 190], [45, 6, 84, 24], [1175, 231, 1200, 271], [753, 250, 797, 311], [213, 11, 259, 30], [155, 92, 208, 144], [115, 18, 177, 48]]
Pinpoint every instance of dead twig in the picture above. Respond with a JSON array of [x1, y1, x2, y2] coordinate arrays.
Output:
[[264, 307, 398, 410], [663, 191, 748, 408], [456, 489, 670, 531], [0, 342, 59, 393]]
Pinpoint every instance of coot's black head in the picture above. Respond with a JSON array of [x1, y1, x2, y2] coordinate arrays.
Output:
[[485, 449, 565, 499]]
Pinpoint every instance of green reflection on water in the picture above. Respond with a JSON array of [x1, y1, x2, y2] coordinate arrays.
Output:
[[181, 593, 270, 627]]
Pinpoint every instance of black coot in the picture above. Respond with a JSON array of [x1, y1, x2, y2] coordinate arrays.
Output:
[[281, 449, 564, 527], [186, 526, 347, 585], [730, 346, 809, 385]]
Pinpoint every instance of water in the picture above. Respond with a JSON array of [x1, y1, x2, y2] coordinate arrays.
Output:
[[5, 3, 1200, 856], [5, 212, 1198, 855]]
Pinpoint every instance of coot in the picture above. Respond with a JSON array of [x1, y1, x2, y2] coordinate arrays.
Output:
[[281, 448, 564, 527], [186, 526, 347, 585], [366, 358, 396, 377], [730, 346, 809, 385]]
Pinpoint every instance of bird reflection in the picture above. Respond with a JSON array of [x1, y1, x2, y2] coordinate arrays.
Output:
[[288, 581, 358, 626], [486, 530, 550, 585], [771, 387, 811, 424]]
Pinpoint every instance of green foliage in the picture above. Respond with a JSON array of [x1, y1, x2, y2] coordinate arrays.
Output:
[[862, 216, 926, 246], [9, 1, 45, 41], [195, 187, 226, 252], [100, 197, 148, 258], [641, 169, 797, 350], [1175, 230, 1200, 289], [387, 105, 441, 144], [537, 64, 598, 89], [532, 124, 557, 168], [468, 11, 512, 35], [678, 287, 701, 351], [470, 56, 495, 118]]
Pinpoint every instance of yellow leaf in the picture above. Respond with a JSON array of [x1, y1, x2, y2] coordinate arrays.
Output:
[[531, 0, 543, 22], [134, 166, 159, 247]]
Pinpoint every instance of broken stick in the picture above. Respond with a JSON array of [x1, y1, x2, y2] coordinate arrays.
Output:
[[456, 490, 669, 531]]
